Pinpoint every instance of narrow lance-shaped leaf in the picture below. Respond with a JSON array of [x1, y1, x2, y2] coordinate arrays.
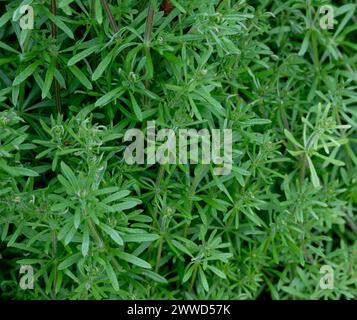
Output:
[[13, 62, 41, 86]]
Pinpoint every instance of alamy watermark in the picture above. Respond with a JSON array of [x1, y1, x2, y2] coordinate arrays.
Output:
[[14, 4, 336, 31], [319, 5, 334, 30], [19, 265, 34, 290], [123, 121, 232, 176], [17, 5, 34, 30], [319, 265, 334, 290]]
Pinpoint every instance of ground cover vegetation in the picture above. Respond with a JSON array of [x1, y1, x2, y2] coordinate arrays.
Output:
[[0, 0, 356, 299]]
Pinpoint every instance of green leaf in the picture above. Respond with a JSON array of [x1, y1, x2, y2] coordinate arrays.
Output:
[[92, 49, 115, 81], [58, 252, 82, 270], [46, 13, 74, 39], [64, 226, 76, 245], [60, 162, 79, 190], [298, 30, 310, 56], [195, 87, 225, 117], [95, 0, 103, 24], [0, 41, 20, 54], [207, 265, 227, 279], [171, 239, 193, 257], [0, 11, 12, 28], [315, 153, 345, 166], [68, 46, 98, 66], [82, 224, 90, 257], [122, 233, 160, 243], [7, 223, 24, 247], [102, 190, 130, 204], [0, 159, 39, 177], [183, 265, 195, 283], [100, 224, 124, 246], [170, 0, 187, 14], [115, 251, 151, 269], [105, 261, 119, 291], [129, 92, 143, 122], [284, 129, 303, 149], [241, 207, 266, 227], [140, 270, 168, 284], [307, 156, 320, 188], [145, 51, 153, 80], [68, 65, 93, 90], [199, 267, 209, 292], [13, 62, 41, 86], [95, 87, 124, 107], [111, 199, 141, 212], [42, 62, 55, 99]]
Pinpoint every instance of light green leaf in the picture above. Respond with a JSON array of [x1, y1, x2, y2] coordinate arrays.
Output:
[[298, 30, 310, 56], [68, 46, 98, 66], [111, 199, 141, 212], [170, 0, 187, 13], [105, 261, 119, 291], [46, 13, 74, 39], [82, 224, 90, 257], [116, 251, 151, 269], [284, 129, 303, 149], [129, 92, 143, 122], [199, 267, 209, 292], [100, 224, 124, 246], [307, 156, 320, 188], [95, 87, 124, 107], [58, 252, 82, 270], [208, 265, 227, 279]]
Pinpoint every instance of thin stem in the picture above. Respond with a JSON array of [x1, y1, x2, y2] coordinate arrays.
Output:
[[91, 0, 96, 19], [88, 218, 104, 249], [51, 0, 57, 36], [155, 236, 163, 273], [51, 0, 62, 114], [100, 0, 119, 32], [88, 218, 121, 272], [144, 5, 155, 43], [51, 229, 58, 300], [144, 4, 155, 101]]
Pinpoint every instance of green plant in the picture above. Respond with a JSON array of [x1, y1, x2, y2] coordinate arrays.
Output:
[[0, 0, 356, 300]]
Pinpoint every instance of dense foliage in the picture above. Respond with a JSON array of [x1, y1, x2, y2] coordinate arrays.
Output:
[[0, 0, 356, 299]]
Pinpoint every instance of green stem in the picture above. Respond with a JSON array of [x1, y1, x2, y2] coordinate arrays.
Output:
[[144, 4, 155, 107], [299, 156, 308, 185], [155, 236, 164, 273], [88, 218, 121, 272], [88, 218, 104, 249], [51, 229, 58, 300]]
